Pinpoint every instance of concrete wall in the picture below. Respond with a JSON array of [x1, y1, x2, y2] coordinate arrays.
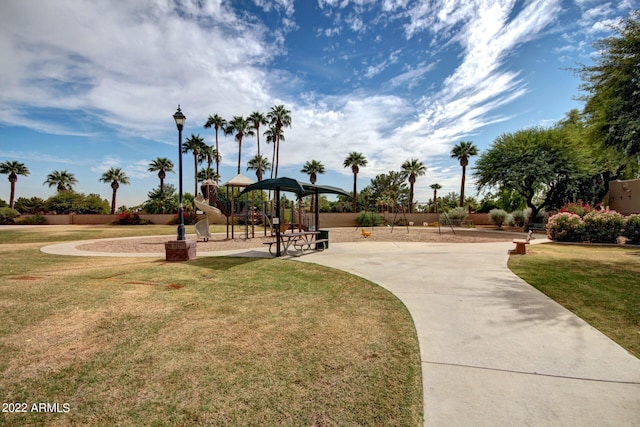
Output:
[[609, 179, 640, 214]]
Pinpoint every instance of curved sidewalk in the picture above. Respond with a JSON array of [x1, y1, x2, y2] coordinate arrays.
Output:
[[299, 241, 640, 427], [41, 238, 640, 425]]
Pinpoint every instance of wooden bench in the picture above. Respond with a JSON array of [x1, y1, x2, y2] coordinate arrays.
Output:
[[512, 231, 533, 255]]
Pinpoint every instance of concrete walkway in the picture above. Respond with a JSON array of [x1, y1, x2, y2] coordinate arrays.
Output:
[[40, 238, 640, 425], [299, 241, 640, 427]]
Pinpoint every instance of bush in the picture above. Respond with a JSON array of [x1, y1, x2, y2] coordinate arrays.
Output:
[[14, 197, 47, 214], [45, 192, 109, 214], [510, 209, 530, 227], [168, 212, 199, 225], [546, 212, 586, 242], [112, 211, 151, 225], [559, 199, 591, 217], [0, 207, 19, 224], [356, 211, 383, 227], [488, 209, 508, 229], [623, 215, 640, 245], [583, 211, 624, 243], [14, 214, 47, 225], [446, 207, 468, 225]]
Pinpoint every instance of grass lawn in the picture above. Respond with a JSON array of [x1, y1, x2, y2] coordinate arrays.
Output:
[[0, 226, 423, 426], [509, 243, 640, 358]]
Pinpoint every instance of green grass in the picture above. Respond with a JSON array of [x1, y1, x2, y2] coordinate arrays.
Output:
[[509, 243, 640, 358], [0, 227, 423, 426]]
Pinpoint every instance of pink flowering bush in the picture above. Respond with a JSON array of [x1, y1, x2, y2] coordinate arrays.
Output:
[[112, 211, 150, 225], [559, 199, 591, 217], [547, 212, 586, 242], [583, 210, 624, 243]]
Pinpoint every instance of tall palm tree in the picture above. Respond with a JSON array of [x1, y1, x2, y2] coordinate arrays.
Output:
[[301, 160, 326, 213], [99, 167, 130, 214], [266, 105, 292, 179], [247, 154, 271, 181], [0, 160, 29, 209], [430, 183, 442, 212], [401, 158, 427, 213], [44, 170, 77, 192], [203, 114, 226, 181], [182, 134, 206, 196], [343, 152, 368, 212], [451, 141, 478, 207], [225, 116, 255, 175], [264, 126, 285, 179], [248, 111, 267, 158], [147, 157, 174, 193]]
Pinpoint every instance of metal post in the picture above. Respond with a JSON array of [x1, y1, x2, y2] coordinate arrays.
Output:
[[177, 123, 185, 241]]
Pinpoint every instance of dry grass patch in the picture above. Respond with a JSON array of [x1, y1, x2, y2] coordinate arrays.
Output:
[[0, 229, 422, 426]]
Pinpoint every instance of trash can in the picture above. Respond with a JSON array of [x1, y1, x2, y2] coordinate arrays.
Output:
[[317, 229, 329, 249]]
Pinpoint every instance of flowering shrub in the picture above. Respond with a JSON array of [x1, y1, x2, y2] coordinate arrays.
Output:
[[583, 210, 624, 243], [169, 212, 199, 225], [559, 199, 592, 217], [112, 211, 150, 225], [546, 212, 586, 242], [624, 215, 640, 245]]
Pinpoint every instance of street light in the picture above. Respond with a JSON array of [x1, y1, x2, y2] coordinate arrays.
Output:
[[173, 105, 186, 241]]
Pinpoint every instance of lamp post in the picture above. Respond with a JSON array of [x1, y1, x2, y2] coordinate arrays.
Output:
[[173, 105, 186, 241]]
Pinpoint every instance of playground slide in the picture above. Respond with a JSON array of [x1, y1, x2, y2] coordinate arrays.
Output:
[[194, 195, 226, 241]]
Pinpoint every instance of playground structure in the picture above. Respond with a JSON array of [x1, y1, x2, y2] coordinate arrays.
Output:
[[193, 195, 225, 241]]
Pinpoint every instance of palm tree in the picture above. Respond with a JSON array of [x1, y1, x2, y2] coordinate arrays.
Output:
[[0, 161, 30, 209], [430, 183, 442, 212], [343, 152, 368, 212], [247, 154, 271, 181], [203, 114, 226, 181], [225, 116, 255, 175], [301, 160, 326, 213], [99, 167, 130, 214], [248, 111, 267, 159], [148, 157, 174, 193], [182, 134, 206, 196], [266, 105, 292, 178], [44, 170, 77, 192], [450, 141, 478, 207], [401, 158, 427, 213], [264, 126, 285, 179]]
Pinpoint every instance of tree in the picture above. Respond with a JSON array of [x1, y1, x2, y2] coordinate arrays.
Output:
[[99, 167, 130, 214], [248, 112, 268, 179], [44, 169, 77, 192], [0, 160, 29, 209], [143, 184, 178, 214], [451, 141, 478, 207], [579, 11, 640, 176], [225, 116, 254, 175], [14, 196, 46, 214], [203, 114, 226, 181], [343, 152, 368, 212], [148, 157, 174, 194], [266, 105, 292, 178], [366, 171, 408, 211], [401, 158, 427, 213], [182, 134, 206, 196], [301, 160, 326, 212], [264, 125, 285, 179], [474, 127, 593, 221], [430, 183, 442, 212], [247, 154, 271, 181]]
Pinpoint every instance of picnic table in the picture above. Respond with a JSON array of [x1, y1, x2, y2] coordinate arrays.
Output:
[[263, 231, 328, 256]]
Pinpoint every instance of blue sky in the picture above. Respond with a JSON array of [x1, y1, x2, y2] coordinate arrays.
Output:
[[0, 0, 635, 207]]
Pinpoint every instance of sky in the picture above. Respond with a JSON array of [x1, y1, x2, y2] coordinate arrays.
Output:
[[0, 0, 636, 208]]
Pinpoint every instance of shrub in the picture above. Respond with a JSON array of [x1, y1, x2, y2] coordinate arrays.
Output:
[[168, 212, 199, 225], [559, 199, 591, 217], [447, 207, 468, 225], [112, 211, 151, 225], [488, 209, 508, 229], [356, 211, 383, 227], [583, 211, 624, 243], [0, 207, 19, 224], [14, 197, 47, 214], [546, 212, 586, 242], [510, 209, 529, 227], [14, 214, 47, 225], [45, 192, 109, 214], [623, 215, 640, 245]]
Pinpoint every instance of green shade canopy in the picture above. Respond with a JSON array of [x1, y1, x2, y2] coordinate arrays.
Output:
[[239, 177, 351, 199]]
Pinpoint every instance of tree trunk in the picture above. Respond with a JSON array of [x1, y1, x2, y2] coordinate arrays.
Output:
[[459, 164, 467, 207], [9, 179, 16, 209], [352, 173, 358, 213], [111, 188, 117, 214], [237, 137, 242, 175]]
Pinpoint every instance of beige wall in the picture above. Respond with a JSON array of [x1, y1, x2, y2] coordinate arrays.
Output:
[[609, 179, 640, 214]]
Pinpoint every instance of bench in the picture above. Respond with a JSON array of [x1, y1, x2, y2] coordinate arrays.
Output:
[[512, 231, 533, 255], [293, 239, 329, 255], [525, 223, 546, 233]]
